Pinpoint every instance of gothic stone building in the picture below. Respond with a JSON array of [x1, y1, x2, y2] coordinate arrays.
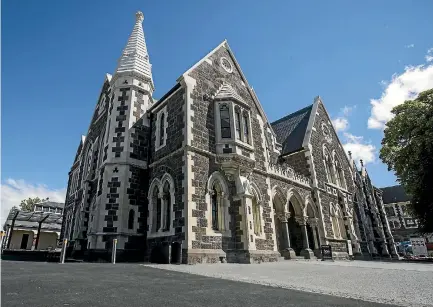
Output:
[[61, 11, 397, 263]]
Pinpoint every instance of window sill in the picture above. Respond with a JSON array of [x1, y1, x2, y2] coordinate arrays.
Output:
[[217, 139, 254, 151], [155, 143, 166, 152], [207, 228, 230, 237]]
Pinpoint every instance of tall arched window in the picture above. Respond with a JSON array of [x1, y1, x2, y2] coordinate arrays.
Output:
[[163, 181, 171, 231], [324, 149, 336, 184], [159, 113, 165, 146], [243, 112, 250, 144], [338, 204, 347, 239], [211, 185, 220, 230], [335, 160, 342, 187], [330, 203, 341, 238], [128, 209, 135, 230], [220, 104, 231, 138], [210, 181, 225, 231], [252, 195, 261, 235], [151, 186, 161, 232], [235, 108, 241, 140], [334, 156, 346, 189]]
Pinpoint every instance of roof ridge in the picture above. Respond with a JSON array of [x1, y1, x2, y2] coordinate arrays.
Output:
[[271, 104, 313, 126]]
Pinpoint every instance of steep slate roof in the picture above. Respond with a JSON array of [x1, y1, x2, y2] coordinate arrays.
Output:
[[381, 185, 412, 204], [271, 105, 313, 155]]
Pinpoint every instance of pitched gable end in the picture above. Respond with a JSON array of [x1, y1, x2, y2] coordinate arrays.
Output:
[[178, 40, 271, 125]]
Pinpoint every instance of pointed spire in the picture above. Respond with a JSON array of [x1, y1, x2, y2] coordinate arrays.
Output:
[[115, 11, 154, 90]]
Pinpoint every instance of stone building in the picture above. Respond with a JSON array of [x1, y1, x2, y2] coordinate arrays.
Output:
[[61, 11, 396, 263], [381, 185, 427, 242]]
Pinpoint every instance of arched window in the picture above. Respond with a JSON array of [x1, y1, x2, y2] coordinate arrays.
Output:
[[235, 108, 241, 140], [220, 104, 231, 138], [324, 148, 336, 184], [252, 195, 261, 235], [210, 180, 226, 231], [159, 112, 165, 146], [338, 205, 347, 239], [334, 155, 346, 189], [211, 184, 220, 230], [163, 181, 171, 231], [151, 186, 161, 233], [243, 112, 250, 144], [331, 203, 341, 239], [335, 160, 342, 187], [128, 209, 135, 230]]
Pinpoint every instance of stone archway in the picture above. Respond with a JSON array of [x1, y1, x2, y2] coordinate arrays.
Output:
[[305, 201, 320, 253], [286, 191, 305, 256], [272, 187, 286, 254]]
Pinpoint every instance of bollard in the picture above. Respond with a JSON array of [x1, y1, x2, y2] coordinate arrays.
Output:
[[111, 239, 117, 264], [60, 239, 68, 264]]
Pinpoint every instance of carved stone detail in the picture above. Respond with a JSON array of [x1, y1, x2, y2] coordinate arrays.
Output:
[[295, 216, 309, 225], [276, 211, 291, 222]]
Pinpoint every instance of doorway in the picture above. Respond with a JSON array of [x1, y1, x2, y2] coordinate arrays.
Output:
[[170, 242, 181, 264], [20, 234, 29, 249]]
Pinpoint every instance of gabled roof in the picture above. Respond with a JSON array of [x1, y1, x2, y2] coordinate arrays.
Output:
[[381, 185, 412, 204], [213, 82, 247, 105], [271, 105, 313, 155], [178, 40, 271, 126]]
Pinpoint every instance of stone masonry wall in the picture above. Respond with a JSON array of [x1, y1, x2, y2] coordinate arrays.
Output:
[[282, 152, 310, 178]]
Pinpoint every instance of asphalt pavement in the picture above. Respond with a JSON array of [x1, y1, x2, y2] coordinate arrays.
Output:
[[1, 261, 398, 307]]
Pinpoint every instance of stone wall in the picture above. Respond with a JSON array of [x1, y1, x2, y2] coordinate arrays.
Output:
[[146, 87, 186, 262], [282, 152, 310, 178]]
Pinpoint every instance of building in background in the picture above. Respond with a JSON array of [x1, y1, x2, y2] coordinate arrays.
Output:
[[381, 185, 433, 256], [2, 201, 64, 251], [381, 185, 421, 242], [61, 11, 397, 263]]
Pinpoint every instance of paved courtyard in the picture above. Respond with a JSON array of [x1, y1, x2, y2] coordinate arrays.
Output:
[[1, 260, 401, 307], [145, 260, 433, 307]]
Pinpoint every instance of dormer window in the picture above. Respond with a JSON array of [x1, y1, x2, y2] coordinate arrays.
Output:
[[213, 82, 254, 154], [220, 104, 231, 138], [235, 108, 241, 140], [243, 111, 250, 144]]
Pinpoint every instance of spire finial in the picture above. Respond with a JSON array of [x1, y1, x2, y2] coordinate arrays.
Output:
[[360, 159, 364, 167], [136, 11, 144, 22], [348, 151, 352, 159]]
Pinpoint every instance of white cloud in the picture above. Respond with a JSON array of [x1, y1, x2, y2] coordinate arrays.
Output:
[[368, 50, 433, 129], [331, 105, 356, 132], [0, 179, 66, 225], [341, 105, 355, 117], [342, 133, 376, 165], [426, 48, 433, 62], [405, 44, 415, 48], [332, 117, 349, 132]]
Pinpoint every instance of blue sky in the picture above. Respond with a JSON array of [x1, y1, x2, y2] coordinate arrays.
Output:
[[2, 0, 433, 219]]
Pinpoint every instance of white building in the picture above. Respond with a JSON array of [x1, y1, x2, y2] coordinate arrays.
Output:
[[2, 201, 64, 251]]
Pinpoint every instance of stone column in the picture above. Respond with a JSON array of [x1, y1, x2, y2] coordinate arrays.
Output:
[[296, 216, 314, 259], [277, 212, 296, 259], [307, 218, 319, 250]]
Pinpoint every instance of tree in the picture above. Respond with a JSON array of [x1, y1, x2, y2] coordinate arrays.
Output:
[[19, 197, 49, 212], [380, 88, 433, 233]]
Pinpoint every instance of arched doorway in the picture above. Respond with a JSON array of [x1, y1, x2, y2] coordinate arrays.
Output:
[[272, 190, 286, 254], [287, 201, 303, 255], [305, 202, 319, 251]]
